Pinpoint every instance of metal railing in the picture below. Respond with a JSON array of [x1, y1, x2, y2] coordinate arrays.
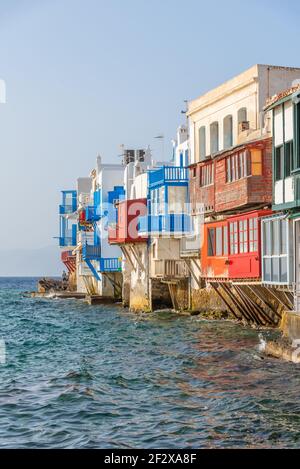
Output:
[[138, 213, 191, 234], [153, 260, 189, 278], [148, 166, 188, 187], [82, 244, 101, 260], [100, 258, 122, 272]]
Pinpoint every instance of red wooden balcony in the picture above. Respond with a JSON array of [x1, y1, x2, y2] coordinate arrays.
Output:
[[214, 139, 272, 213], [61, 250, 76, 273], [190, 138, 272, 216], [108, 198, 148, 244], [201, 209, 272, 280]]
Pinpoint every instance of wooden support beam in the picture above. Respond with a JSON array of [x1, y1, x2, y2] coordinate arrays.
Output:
[[129, 246, 145, 272], [168, 283, 178, 310], [221, 282, 253, 322], [120, 246, 135, 270], [248, 285, 281, 321], [183, 259, 202, 289], [234, 284, 273, 326], [232, 284, 264, 326], [191, 258, 201, 274], [210, 282, 240, 320], [266, 286, 291, 312]]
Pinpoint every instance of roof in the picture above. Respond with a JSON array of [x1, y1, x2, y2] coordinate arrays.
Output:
[[264, 84, 300, 110]]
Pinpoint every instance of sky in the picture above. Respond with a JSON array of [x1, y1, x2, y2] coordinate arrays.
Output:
[[0, 0, 300, 275]]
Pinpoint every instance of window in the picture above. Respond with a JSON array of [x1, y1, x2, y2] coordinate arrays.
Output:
[[199, 126, 206, 161], [216, 227, 223, 256], [208, 228, 215, 256], [223, 115, 233, 149], [229, 222, 238, 254], [285, 141, 293, 178], [200, 163, 213, 187], [275, 146, 284, 181], [274, 102, 295, 179], [207, 225, 228, 256], [262, 218, 289, 284], [226, 149, 263, 182], [249, 217, 258, 252], [251, 149, 262, 176], [210, 122, 219, 155], [238, 108, 248, 133], [226, 157, 231, 183], [239, 220, 248, 253], [226, 150, 250, 182], [192, 167, 197, 178], [223, 226, 228, 255]]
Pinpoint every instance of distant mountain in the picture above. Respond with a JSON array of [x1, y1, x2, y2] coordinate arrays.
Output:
[[0, 245, 63, 277]]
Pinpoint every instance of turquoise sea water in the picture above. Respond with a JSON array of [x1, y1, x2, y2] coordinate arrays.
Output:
[[0, 277, 300, 449]]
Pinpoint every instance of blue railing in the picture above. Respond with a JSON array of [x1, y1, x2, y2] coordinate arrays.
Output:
[[59, 204, 76, 215], [148, 166, 188, 188], [82, 244, 101, 260], [138, 214, 191, 234], [59, 236, 77, 247], [100, 258, 122, 272]]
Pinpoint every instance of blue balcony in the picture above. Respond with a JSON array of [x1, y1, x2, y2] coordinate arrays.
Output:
[[85, 206, 100, 223], [100, 258, 122, 273], [82, 244, 101, 261], [138, 213, 191, 235], [59, 234, 77, 247], [148, 166, 188, 188], [59, 190, 77, 215]]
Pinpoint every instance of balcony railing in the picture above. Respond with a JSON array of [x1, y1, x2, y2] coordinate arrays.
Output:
[[148, 166, 188, 188], [152, 260, 189, 279], [99, 258, 122, 273], [59, 236, 77, 247], [59, 204, 76, 215], [138, 213, 191, 235], [82, 244, 101, 261]]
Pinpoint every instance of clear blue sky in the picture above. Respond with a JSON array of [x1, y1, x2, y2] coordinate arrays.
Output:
[[0, 0, 299, 269]]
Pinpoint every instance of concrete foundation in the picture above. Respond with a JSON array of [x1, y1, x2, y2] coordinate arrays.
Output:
[[190, 285, 225, 313], [264, 311, 300, 363]]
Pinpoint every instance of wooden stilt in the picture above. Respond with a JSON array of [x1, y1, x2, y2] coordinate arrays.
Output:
[[210, 282, 240, 320]]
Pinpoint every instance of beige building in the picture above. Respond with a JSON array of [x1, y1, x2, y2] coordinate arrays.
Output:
[[188, 64, 300, 165]]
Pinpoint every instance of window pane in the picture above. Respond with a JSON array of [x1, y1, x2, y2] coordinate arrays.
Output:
[[275, 146, 284, 181], [264, 258, 271, 282], [272, 220, 279, 256], [251, 149, 262, 176], [216, 227, 223, 256], [280, 219, 287, 255], [280, 257, 288, 283], [226, 158, 231, 182], [199, 127, 206, 160], [239, 223, 244, 253], [208, 228, 215, 256], [230, 223, 235, 254], [285, 141, 293, 177], [223, 226, 228, 255], [272, 257, 280, 283]]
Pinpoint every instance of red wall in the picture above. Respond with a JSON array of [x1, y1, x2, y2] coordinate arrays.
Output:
[[109, 198, 147, 244], [189, 162, 215, 215]]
